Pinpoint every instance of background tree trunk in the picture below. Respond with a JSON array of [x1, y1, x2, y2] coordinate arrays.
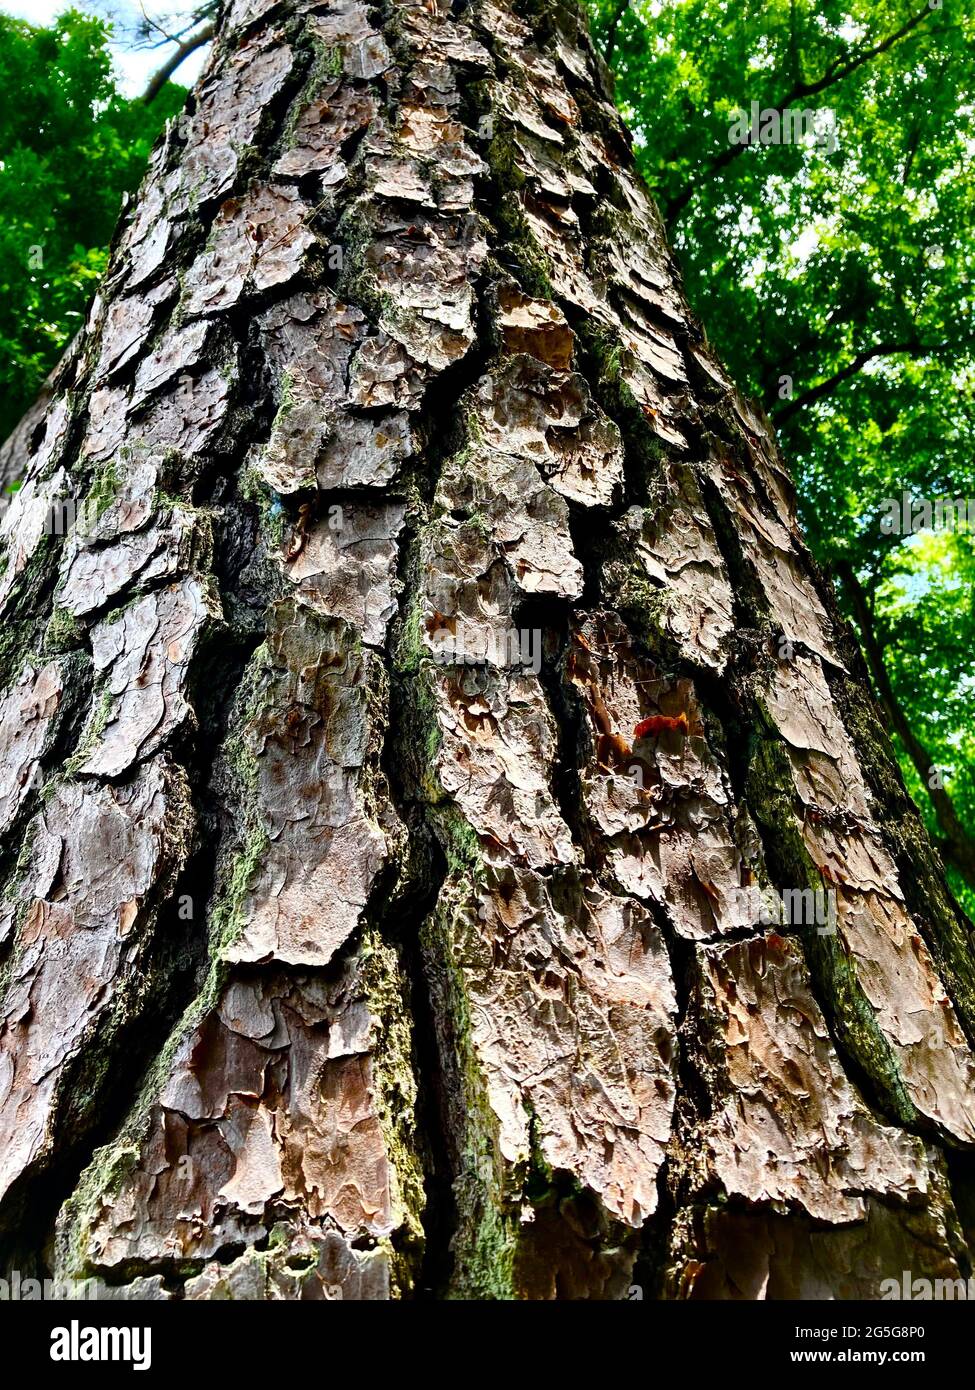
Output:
[[0, 0, 973, 1300]]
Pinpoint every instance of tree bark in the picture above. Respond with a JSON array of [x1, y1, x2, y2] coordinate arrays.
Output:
[[0, 0, 974, 1301], [140, 21, 217, 107]]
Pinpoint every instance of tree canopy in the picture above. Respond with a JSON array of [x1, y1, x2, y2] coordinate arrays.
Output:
[[0, 7, 185, 441]]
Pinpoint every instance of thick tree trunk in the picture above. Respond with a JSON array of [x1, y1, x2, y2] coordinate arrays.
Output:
[[1, 0, 974, 1301]]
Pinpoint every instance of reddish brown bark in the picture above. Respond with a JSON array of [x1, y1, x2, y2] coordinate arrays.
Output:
[[0, 0, 972, 1300]]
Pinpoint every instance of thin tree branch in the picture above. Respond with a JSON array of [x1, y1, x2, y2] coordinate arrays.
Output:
[[140, 21, 215, 105], [773, 339, 946, 422], [602, 0, 630, 69], [787, 2, 933, 101], [136, 2, 202, 49], [664, 1, 937, 226], [758, 303, 856, 402]]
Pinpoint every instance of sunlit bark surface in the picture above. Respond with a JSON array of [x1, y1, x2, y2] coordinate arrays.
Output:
[[0, 0, 973, 1300]]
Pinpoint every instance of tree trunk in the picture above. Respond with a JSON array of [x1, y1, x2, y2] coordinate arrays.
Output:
[[1, 0, 974, 1301]]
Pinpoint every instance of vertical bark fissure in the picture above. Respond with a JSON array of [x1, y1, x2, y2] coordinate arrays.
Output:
[[378, 321, 501, 1297]]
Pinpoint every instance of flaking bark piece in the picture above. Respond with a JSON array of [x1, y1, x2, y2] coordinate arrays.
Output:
[[463, 866, 676, 1226], [0, 662, 64, 836], [112, 151, 179, 294], [801, 815, 904, 899], [94, 295, 158, 383], [612, 297, 688, 386], [184, 186, 316, 316], [567, 613, 753, 938], [612, 463, 735, 672], [256, 295, 416, 491], [0, 757, 190, 1204], [687, 933, 930, 1220], [767, 656, 975, 1144], [495, 283, 575, 371], [473, 357, 624, 507], [273, 85, 377, 183], [395, 104, 488, 175], [72, 969, 403, 1274], [256, 293, 390, 492], [367, 208, 486, 371], [348, 333, 426, 410], [183, 1225, 390, 1300], [317, 412, 411, 490], [434, 445, 584, 599], [308, 6, 393, 79], [57, 457, 199, 617], [139, 353, 238, 461], [766, 654, 871, 818], [0, 367, 73, 493], [222, 599, 390, 967], [509, 129, 596, 206], [78, 577, 216, 778], [365, 155, 435, 209], [426, 663, 574, 869], [582, 208, 685, 328], [131, 321, 211, 409], [225, 0, 280, 31], [487, 41, 692, 447], [81, 388, 130, 464], [398, 3, 490, 67], [715, 448, 840, 668], [834, 890, 975, 1145], [0, 467, 68, 610], [259, 291, 365, 401], [59, 509, 198, 619], [418, 520, 521, 666], [283, 500, 407, 647]]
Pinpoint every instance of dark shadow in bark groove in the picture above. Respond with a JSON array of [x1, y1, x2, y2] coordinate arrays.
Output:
[[366, 281, 503, 1296], [377, 721, 456, 1299]]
